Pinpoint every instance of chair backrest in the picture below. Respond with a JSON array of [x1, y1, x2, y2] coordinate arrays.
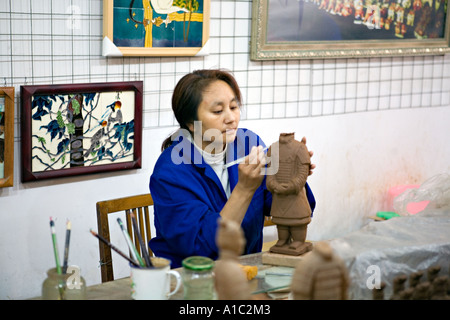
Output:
[[264, 216, 275, 227], [96, 193, 154, 283]]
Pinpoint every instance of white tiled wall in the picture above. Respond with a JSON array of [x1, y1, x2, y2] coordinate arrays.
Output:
[[1, 0, 450, 130]]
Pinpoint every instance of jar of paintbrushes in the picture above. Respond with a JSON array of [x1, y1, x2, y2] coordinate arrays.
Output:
[[43, 218, 86, 300], [42, 266, 86, 300]]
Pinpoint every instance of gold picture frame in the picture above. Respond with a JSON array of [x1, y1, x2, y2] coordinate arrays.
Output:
[[103, 0, 210, 57], [0, 87, 14, 188], [251, 0, 450, 60]]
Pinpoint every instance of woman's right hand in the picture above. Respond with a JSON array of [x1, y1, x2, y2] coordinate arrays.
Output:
[[236, 146, 266, 194], [221, 146, 266, 223]]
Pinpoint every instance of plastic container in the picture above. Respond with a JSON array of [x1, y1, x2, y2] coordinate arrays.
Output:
[[181, 256, 215, 300], [388, 185, 429, 214]]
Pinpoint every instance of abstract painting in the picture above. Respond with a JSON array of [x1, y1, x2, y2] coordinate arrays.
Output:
[[21, 82, 143, 182]]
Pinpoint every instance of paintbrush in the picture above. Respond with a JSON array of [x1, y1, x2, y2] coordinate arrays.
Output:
[[117, 218, 145, 267], [130, 212, 153, 267], [90, 229, 140, 267], [62, 219, 71, 274], [49, 217, 65, 299], [223, 146, 269, 169], [49, 217, 62, 275]]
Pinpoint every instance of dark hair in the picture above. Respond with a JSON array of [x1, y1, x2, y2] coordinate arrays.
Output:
[[161, 69, 242, 151]]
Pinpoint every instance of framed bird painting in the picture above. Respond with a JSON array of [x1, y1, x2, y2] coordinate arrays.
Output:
[[20, 81, 143, 182], [102, 0, 210, 56]]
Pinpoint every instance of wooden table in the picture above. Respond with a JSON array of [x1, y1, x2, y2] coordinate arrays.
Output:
[[64, 251, 292, 300]]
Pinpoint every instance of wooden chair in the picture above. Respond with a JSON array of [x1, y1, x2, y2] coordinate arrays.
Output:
[[96, 193, 154, 283], [264, 216, 275, 227], [262, 216, 276, 252]]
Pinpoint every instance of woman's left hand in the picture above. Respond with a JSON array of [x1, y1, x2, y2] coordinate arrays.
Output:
[[301, 136, 316, 176]]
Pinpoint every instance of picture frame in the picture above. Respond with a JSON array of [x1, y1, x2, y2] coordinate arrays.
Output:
[[20, 81, 143, 182], [251, 0, 450, 60], [0, 87, 15, 188], [103, 0, 210, 57]]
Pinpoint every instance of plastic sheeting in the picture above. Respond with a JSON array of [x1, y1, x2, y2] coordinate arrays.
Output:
[[329, 208, 450, 299], [393, 173, 450, 216]]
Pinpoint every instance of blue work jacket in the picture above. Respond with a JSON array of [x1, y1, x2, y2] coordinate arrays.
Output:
[[149, 128, 315, 268]]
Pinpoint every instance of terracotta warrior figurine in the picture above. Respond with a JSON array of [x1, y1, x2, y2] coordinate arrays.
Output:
[[266, 133, 312, 255], [214, 219, 252, 300], [291, 241, 349, 300], [409, 270, 424, 288], [372, 282, 386, 300], [390, 275, 407, 300]]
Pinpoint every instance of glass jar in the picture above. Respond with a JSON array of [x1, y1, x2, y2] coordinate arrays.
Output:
[[181, 256, 215, 300], [42, 267, 86, 300]]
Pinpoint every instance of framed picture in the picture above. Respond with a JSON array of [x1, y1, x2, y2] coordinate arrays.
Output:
[[0, 87, 14, 188], [20, 81, 143, 182], [251, 0, 450, 60], [103, 0, 210, 56]]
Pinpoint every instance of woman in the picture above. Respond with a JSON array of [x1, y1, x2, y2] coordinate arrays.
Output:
[[149, 69, 315, 267]]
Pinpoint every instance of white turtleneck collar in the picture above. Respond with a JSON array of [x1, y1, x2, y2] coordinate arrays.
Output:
[[186, 134, 231, 198]]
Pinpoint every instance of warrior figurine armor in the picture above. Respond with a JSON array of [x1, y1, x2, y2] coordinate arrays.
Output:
[[266, 132, 312, 256], [291, 241, 349, 300]]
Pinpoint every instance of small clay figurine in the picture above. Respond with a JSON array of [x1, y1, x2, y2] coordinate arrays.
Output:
[[448, 264, 450, 296], [409, 270, 423, 288], [291, 241, 349, 300], [390, 275, 407, 300], [266, 133, 312, 256], [430, 276, 450, 300], [411, 282, 430, 300], [427, 265, 441, 283], [399, 287, 414, 300], [372, 281, 386, 300], [214, 219, 252, 300]]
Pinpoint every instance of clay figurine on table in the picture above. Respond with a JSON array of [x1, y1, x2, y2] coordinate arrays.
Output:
[[291, 241, 349, 300], [266, 132, 312, 256], [214, 219, 251, 300]]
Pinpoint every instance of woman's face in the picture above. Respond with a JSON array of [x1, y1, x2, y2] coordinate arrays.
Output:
[[188, 80, 240, 153]]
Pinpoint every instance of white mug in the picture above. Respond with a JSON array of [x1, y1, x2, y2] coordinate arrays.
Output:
[[130, 257, 181, 300]]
